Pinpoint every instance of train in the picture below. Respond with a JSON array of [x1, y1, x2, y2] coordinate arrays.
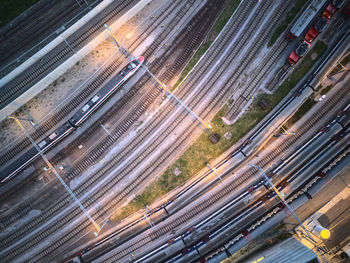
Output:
[[287, 0, 328, 39], [304, 15, 329, 43], [287, 0, 347, 65], [0, 56, 144, 184], [63, 29, 350, 259], [136, 106, 350, 263], [66, 100, 349, 263], [287, 0, 346, 39]]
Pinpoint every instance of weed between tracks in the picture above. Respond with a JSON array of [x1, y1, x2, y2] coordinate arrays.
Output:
[[172, 41, 212, 91], [267, 0, 307, 47], [172, 0, 241, 91], [285, 98, 317, 127], [110, 22, 327, 224]]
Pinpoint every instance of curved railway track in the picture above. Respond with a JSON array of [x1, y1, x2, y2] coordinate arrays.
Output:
[[0, 0, 138, 109], [100, 79, 350, 263], [3, 0, 340, 261], [0, 0, 227, 261], [225, 37, 290, 120], [0, 0, 194, 227], [0, 0, 181, 167], [1, 0, 290, 261], [2, 0, 285, 261]]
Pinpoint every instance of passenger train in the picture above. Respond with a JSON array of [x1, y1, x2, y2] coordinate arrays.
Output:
[[0, 56, 144, 184]]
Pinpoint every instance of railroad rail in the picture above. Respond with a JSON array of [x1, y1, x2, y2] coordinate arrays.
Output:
[[0, 0, 138, 110], [2, 0, 347, 262]]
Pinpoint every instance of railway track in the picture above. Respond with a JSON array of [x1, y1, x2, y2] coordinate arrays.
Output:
[[0, 0, 99, 72], [61, 0, 216, 180], [0, 0, 191, 228], [0, 0, 288, 261], [0, 0, 138, 110], [0, 1, 189, 224], [0, 0, 185, 168], [225, 36, 290, 121], [0, 0, 138, 165], [100, 79, 350, 263], [3, 0, 341, 260], [0, 0, 227, 261], [8, 1, 294, 261]]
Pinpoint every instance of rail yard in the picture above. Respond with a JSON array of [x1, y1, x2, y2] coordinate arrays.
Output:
[[0, 0, 349, 262]]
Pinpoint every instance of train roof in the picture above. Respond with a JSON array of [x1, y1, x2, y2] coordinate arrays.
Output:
[[337, 111, 350, 127], [288, 51, 299, 63], [296, 41, 311, 57], [314, 16, 329, 31], [306, 27, 319, 39], [290, 0, 328, 38]]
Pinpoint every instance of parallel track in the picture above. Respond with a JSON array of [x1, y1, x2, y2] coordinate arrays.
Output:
[[0, 0, 226, 261], [21, 1, 288, 261], [0, 0, 137, 109], [0, 0, 182, 168], [4, 0, 341, 261], [0, 0, 98, 70], [102, 74, 350, 263]]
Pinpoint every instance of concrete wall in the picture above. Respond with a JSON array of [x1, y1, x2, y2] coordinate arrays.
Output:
[[0, 0, 152, 122]]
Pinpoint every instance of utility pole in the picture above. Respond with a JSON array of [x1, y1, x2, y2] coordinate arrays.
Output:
[[104, 24, 212, 131], [249, 164, 315, 241], [206, 162, 222, 182], [249, 163, 329, 262], [144, 205, 155, 227], [8, 116, 100, 233]]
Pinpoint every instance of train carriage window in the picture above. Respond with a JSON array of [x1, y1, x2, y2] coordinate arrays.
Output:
[[49, 132, 58, 140], [91, 94, 100, 103], [81, 104, 90, 113], [127, 62, 136, 70], [38, 140, 47, 149]]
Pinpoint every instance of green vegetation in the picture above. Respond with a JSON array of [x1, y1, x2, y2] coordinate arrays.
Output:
[[267, 0, 307, 47], [0, 0, 40, 27], [172, 42, 212, 90], [111, 37, 327, 224], [286, 98, 316, 126], [213, 0, 241, 34], [320, 84, 333, 95], [172, 0, 241, 91], [315, 84, 323, 92]]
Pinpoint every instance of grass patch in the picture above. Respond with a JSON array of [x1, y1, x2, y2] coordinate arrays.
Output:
[[172, 41, 212, 90], [320, 84, 333, 95], [286, 98, 316, 126], [172, 0, 241, 91], [267, 0, 307, 47], [110, 39, 327, 224], [213, 0, 241, 34], [0, 0, 40, 27], [315, 84, 323, 92]]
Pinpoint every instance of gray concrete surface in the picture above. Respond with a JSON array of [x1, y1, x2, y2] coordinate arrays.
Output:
[[0, 0, 153, 122]]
